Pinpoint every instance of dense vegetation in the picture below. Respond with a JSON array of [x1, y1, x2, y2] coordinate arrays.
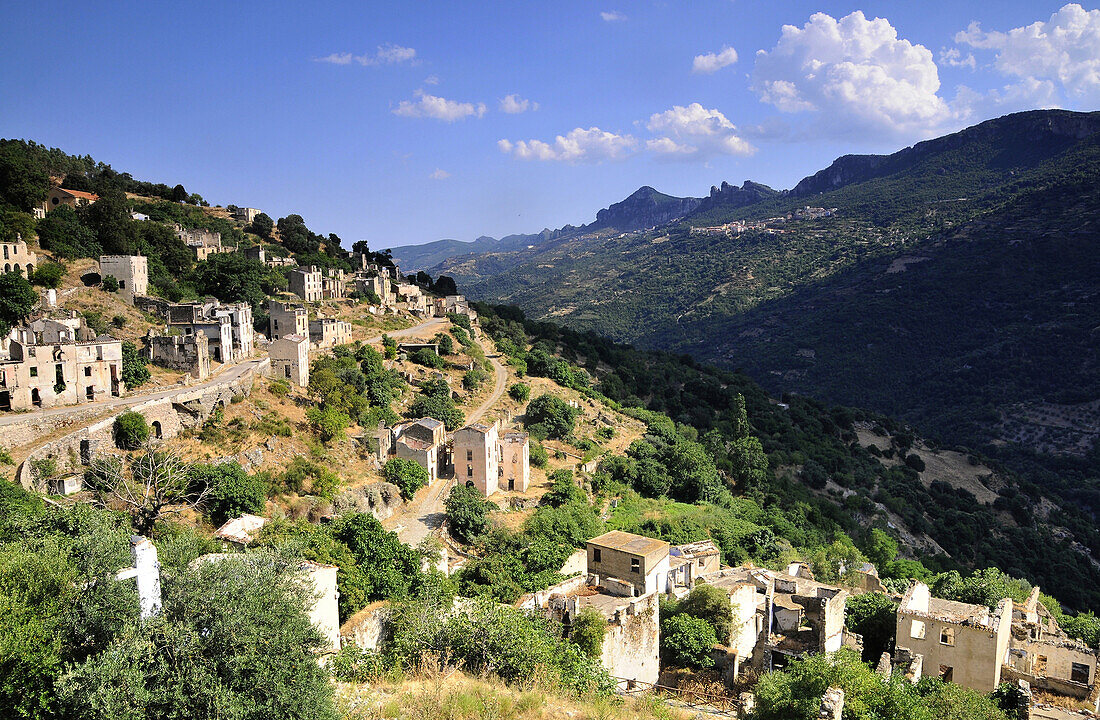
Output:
[[0, 482, 335, 720], [430, 113, 1100, 573], [475, 302, 1100, 614]]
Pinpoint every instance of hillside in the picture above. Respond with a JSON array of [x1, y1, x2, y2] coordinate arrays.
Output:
[[418, 110, 1100, 504]]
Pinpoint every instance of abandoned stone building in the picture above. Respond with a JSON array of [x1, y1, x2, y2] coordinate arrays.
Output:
[[705, 563, 855, 678], [268, 334, 309, 387], [268, 299, 309, 341], [454, 422, 500, 495], [1, 237, 36, 275], [518, 572, 662, 687], [288, 266, 323, 302], [99, 255, 148, 303], [667, 539, 722, 592], [146, 329, 211, 380], [586, 530, 671, 597], [0, 322, 123, 411], [894, 581, 1013, 693], [499, 431, 530, 492], [321, 268, 346, 299], [166, 299, 253, 364], [308, 317, 352, 349], [175, 224, 227, 261], [376, 417, 448, 481], [355, 272, 394, 304], [1003, 587, 1098, 701]]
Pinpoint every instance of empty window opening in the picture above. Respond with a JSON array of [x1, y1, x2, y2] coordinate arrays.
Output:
[[940, 628, 955, 646], [592, 548, 601, 563], [911, 620, 926, 639], [1071, 662, 1090, 684], [631, 558, 640, 574]]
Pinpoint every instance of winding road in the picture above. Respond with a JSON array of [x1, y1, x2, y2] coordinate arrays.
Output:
[[394, 333, 508, 547]]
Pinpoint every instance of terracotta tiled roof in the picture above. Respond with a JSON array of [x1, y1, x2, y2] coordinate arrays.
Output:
[[57, 188, 99, 201]]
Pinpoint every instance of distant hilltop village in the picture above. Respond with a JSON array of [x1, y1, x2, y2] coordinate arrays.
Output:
[[691, 206, 838, 236]]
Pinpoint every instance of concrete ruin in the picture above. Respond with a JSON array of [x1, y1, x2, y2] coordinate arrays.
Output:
[[0, 319, 124, 411], [706, 564, 857, 678], [288, 266, 323, 302], [268, 334, 309, 387], [99, 255, 148, 303], [586, 530, 671, 597], [146, 329, 210, 380], [268, 299, 308, 341], [1, 237, 36, 275], [166, 299, 253, 364], [893, 581, 1013, 692], [377, 417, 448, 481]]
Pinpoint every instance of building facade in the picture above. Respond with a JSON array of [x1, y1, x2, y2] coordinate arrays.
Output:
[[0, 331, 124, 411], [288, 266, 323, 302], [499, 431, 530, 492], [894, 582, 1013, 693], [308, 318, 352, 349], [1, 238, 36, 275], [586, 530, 671, 597], [269, 334, 309, 387], [454, 423, 500, 496], [99, 255, 148, 302], [268, 299, 309, 341]]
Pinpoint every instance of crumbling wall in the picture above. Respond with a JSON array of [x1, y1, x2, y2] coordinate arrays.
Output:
[[600, 592, 660, 686], [340, 602, 393, 651]]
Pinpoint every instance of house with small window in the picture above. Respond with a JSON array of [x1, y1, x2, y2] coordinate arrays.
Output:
[[40, 186, 98, 217], [268, 334, 309, 387], [894, 581, 1013, 693], [1003, 586, 1098, 703], [586, 530, 670, 597]]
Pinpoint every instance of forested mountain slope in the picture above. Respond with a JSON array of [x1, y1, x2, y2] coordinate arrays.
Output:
[[425, 110, 1100, 498]]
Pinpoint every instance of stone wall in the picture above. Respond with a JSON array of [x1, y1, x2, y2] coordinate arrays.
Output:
[[600, 592, 660, 686], [14, 359, 266, 490]]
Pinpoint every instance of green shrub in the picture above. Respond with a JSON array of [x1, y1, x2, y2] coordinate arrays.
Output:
[[445, 484, 493, 544], [508, 383, 530, 402], [660, 614, 716, 669], [30, 261, 66, 288], [111, 315, 126, 329], [524, 394, 581, 440], [595, 426, 614, 440], [384, 458, 430, 501], [114, 411, 150, 449], [269, 379, 290, 397], [101, 275, 119, 292], [569, 607, 607, 658], [306, 406, 351, 444], [462, 367, 487, 391], [194, 462, 268, 526], [121, 341, 150, 388], [529, 441, 549, 468], [409, 348, 444, 369]]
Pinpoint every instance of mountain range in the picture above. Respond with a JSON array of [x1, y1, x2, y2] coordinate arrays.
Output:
[[388, 109, 1100, 500]]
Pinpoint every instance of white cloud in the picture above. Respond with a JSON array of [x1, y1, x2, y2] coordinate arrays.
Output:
[[752, 10, 953, 137], [500, 94, 539, 114], [393, 91, 487, 121], [424, 74, 440, 85], [692, 46, 739, 74], [939, 48, 976, 69], [429, 169, 451, 180], [315, 44, 418, 66], [645, 103, 756, 159], [498, 127, 637, 162], [600, 11, 626, 22], [955, 3, 1100, 104]]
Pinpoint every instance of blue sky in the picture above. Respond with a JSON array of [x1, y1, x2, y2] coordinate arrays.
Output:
[[2, 2, 1098, 250]]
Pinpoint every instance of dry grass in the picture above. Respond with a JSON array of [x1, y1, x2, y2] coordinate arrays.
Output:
[[335, 668, 689, 720]]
